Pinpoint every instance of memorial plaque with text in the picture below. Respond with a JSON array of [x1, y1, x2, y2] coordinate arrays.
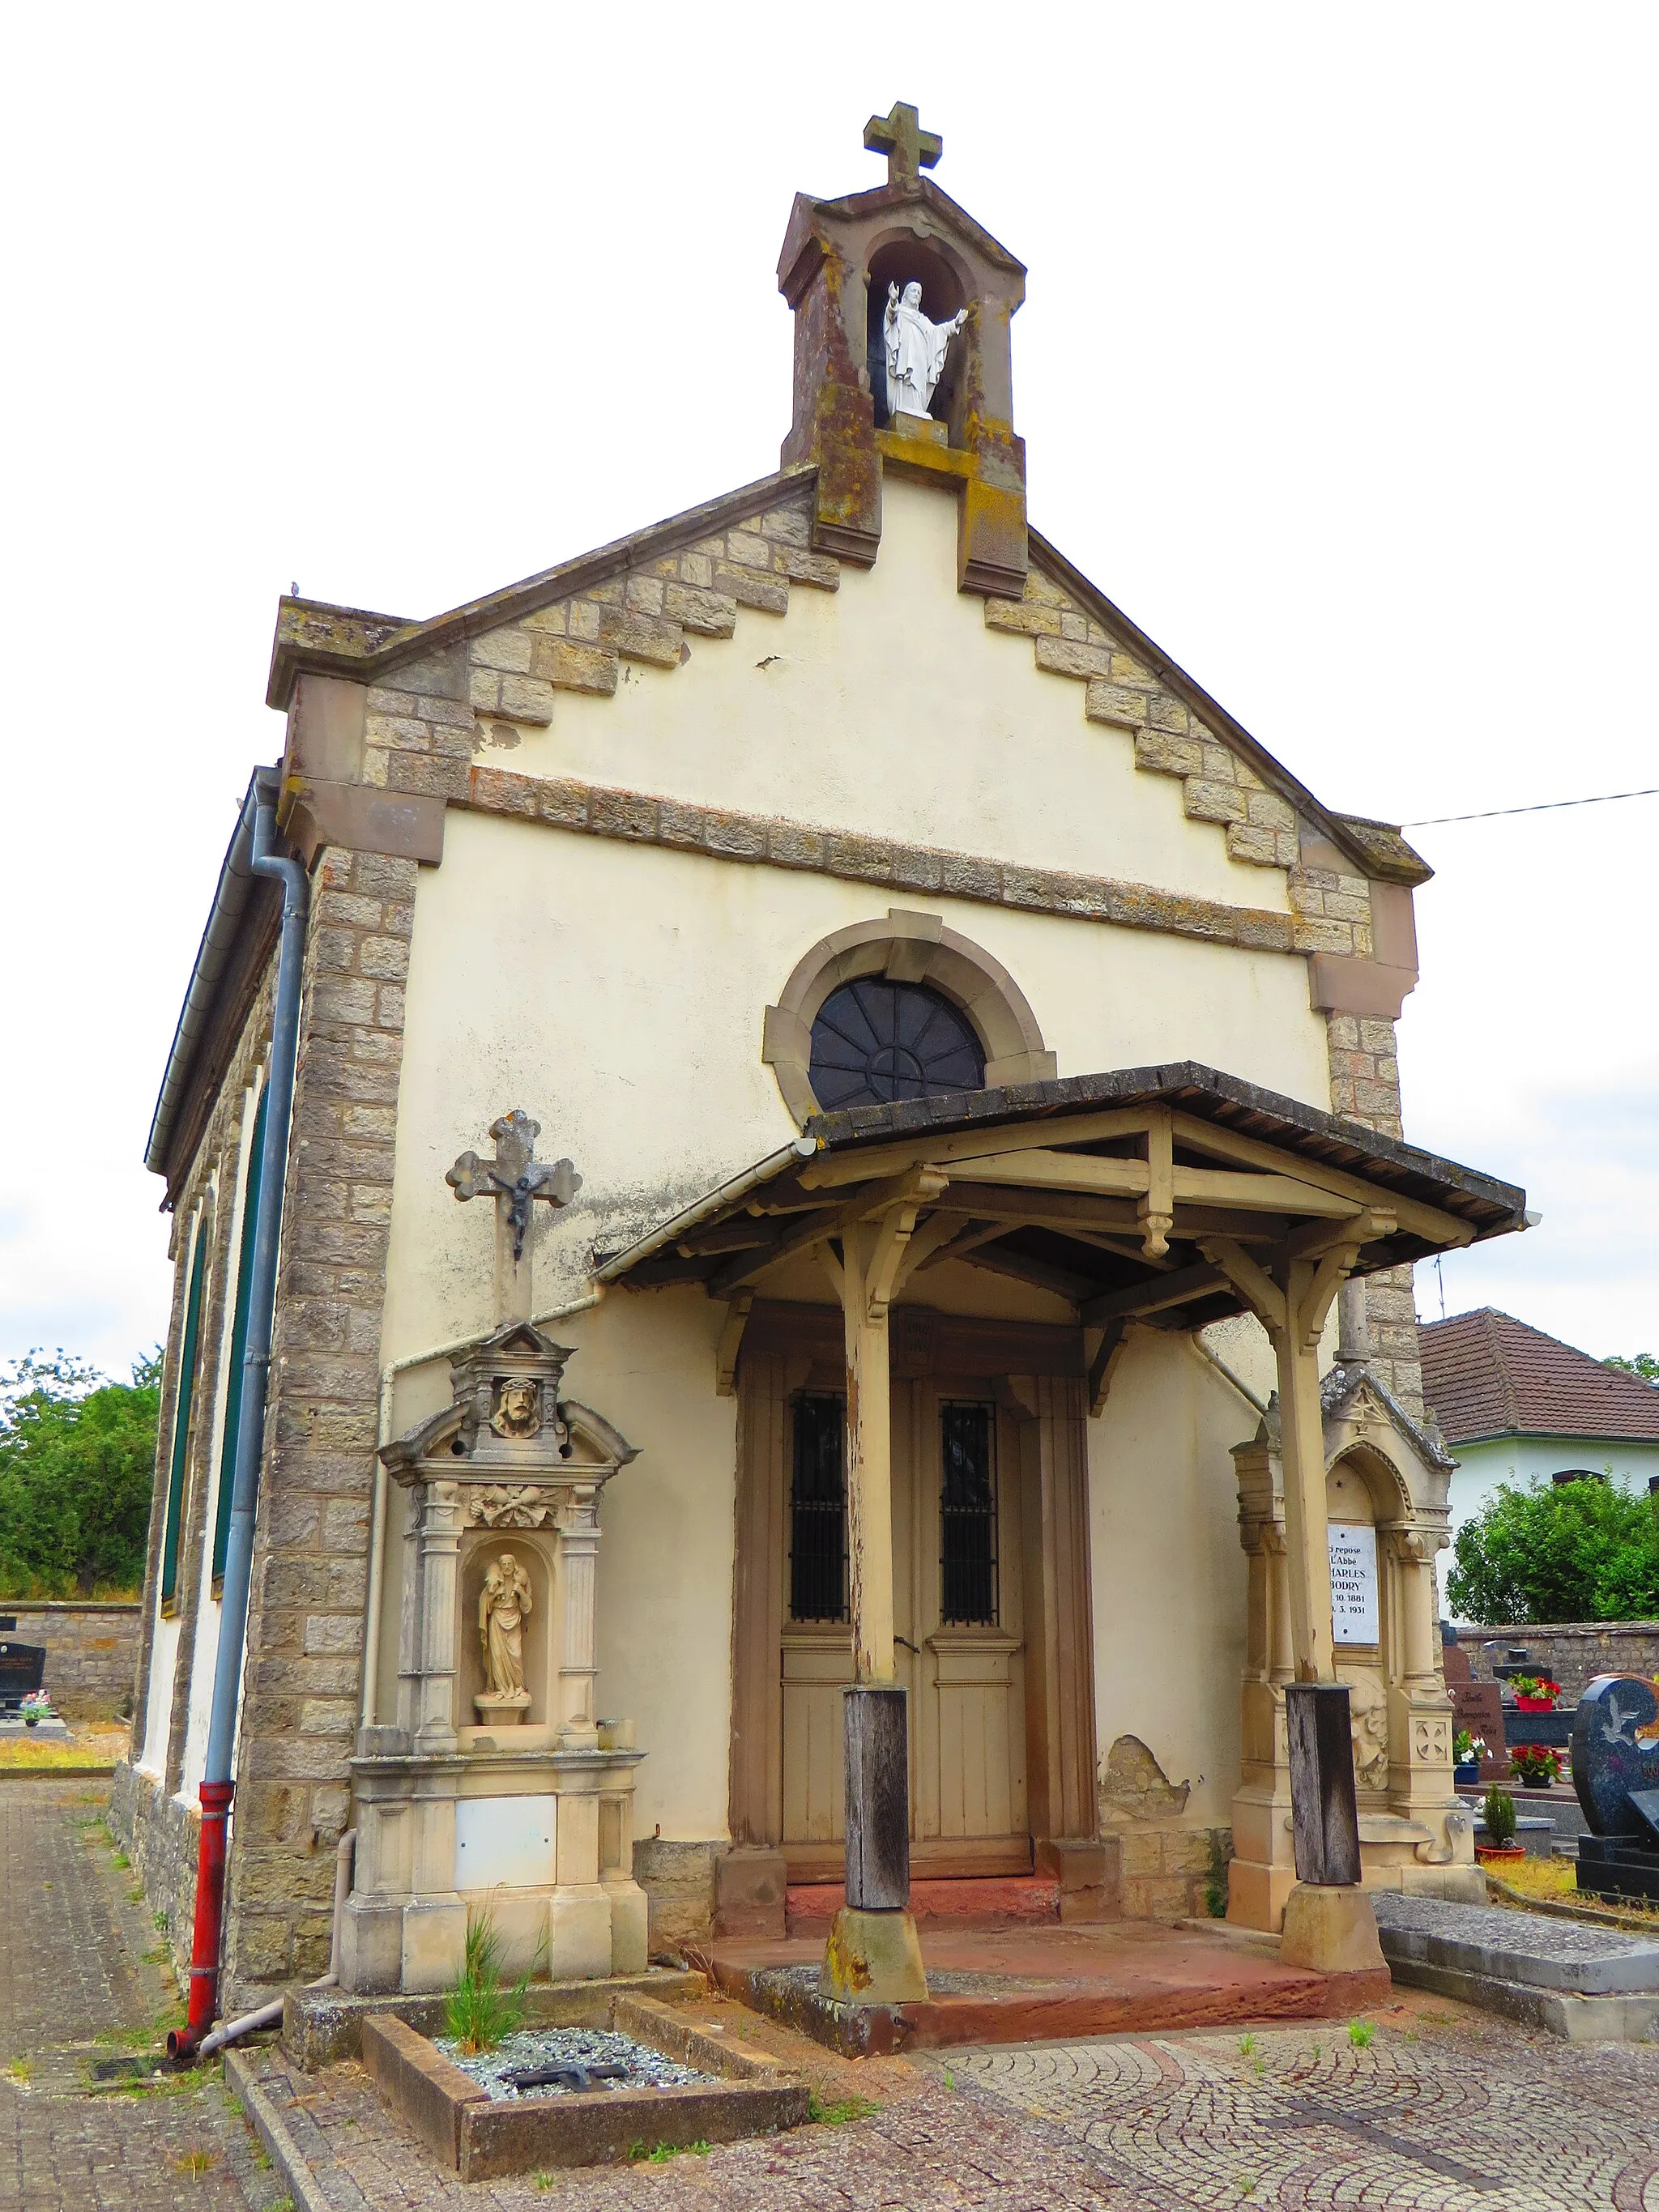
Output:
[[1329, 1524, 1379, 1645]]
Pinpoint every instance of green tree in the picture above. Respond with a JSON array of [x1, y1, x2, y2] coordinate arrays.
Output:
[[1605, 1353, 1659, 1385], [1447, 1476, 1659, 1625], [0, 1351, 160, 1596]]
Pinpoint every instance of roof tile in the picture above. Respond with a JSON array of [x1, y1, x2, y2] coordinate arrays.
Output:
[[1420, 1308, 1659, 1445]]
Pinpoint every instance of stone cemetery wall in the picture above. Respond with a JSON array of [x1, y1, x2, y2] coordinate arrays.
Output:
[[1461, 1622, 1659, 1701], [0, 1601, 141, 1718]]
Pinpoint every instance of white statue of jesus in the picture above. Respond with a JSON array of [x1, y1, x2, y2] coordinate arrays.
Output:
[[884, 280, 966, 424]]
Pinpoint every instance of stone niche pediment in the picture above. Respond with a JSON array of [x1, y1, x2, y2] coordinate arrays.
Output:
[[380, 1319, 638, 1491]]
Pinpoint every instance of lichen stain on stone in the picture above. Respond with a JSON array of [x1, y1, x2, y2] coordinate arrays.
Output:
[[822, 1920, 872, 1996]]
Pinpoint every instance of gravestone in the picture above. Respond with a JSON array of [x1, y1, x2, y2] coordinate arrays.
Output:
[[1444, 1626, 1509, 1780], [1572, 1673, 1659, 1905], [0, 1639, 45, 1711]]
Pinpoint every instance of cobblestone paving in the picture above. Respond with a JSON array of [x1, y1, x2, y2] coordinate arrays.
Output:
[[0, 1780, 280, 2211], [238, 1991, 1659, 2210], [948, 2004, 1659, 2209]]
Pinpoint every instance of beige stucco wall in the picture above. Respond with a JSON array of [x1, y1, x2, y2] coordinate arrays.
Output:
[[1089, 1328, 1266, 1828], [382, 817, 1329, 1363], [484, 476, 1291, 918], [371, 479, 1345, 1850]]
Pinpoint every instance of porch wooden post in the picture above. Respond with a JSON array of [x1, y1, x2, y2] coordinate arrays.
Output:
[[818, 1183, 942, 2006], [1273, 1263, 1337, 1686]]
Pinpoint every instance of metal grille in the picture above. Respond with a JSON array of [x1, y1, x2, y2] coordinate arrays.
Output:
[[808, 979, 984, 1111], [940, 1402, 998, 1625], [790, 1394, 847, 1622]]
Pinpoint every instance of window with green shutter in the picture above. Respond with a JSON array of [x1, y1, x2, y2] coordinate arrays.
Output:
[[211, 1085, 268, 1592], [160, 1216, 210, 1616]]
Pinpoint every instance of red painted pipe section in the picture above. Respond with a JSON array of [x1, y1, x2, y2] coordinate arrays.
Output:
[[168, 1779, 233, 2061]]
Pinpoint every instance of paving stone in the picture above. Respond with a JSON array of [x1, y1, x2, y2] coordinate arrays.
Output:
[[0, 1779, 279, 2210]]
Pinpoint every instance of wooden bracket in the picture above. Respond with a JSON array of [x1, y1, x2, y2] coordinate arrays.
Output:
[[1087, 1319, 1128, 1417], [1198, 1236, 1288, 1337], [714, 1290, 754, 1397], [1138, 1106, 1174, 1259]]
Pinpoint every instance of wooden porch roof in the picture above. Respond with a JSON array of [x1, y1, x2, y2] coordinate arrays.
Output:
[[598, 1062, 1528, 1337]]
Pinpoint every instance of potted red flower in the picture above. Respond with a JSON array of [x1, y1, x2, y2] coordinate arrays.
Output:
[[1510, 1674, 1562, 1711], [1511, 1745, 1564, 1789]]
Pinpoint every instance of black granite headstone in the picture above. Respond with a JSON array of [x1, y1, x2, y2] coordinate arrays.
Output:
[[1572, 1674, 1659, 1837], [1571, 1674, 1659, 1905], [0, 1640, 45, 1711]]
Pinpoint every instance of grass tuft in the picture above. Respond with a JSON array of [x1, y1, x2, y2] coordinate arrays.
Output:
[[170, 2145, 216, 2177], [1347, 2019, 1374, 2049], [808, 2090, 880, 2125], [444, 1909, 530, 2056]]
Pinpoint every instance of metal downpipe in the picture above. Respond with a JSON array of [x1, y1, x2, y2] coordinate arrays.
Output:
[[171, 773, 308, 2062]]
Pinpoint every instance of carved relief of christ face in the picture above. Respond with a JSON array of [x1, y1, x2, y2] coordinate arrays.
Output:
[[491, 1379, 540, 1438]]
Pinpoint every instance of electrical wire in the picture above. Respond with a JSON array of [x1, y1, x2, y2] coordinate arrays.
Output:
[[1403, 787, 1659, 827]]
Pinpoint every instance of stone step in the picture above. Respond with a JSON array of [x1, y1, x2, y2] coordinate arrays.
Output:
[[1372, 1889, 1659, 2041], [786, 1875, 1060, 1934]]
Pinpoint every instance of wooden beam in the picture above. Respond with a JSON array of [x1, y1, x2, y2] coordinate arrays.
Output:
[[956, 1244, 1097, 1303], [912, 1219, 1013, 1274], [797, 1108, 1154, 1188], [1282, 1208, 1396, 1263], [678, 1221, 774, 1255], [1080, 1264, 1227, 1328], [1140, 1106, 1175, 1257], [1065, 1225, 1174, 1270], [1171, 1167, 1360, 1217], [886, 1209, 966, 1298], [928, 1184, 1143, 1232], [1087, 1319, 1129, 1416], [714, 1291, 753, 1396], [1198, 1236, 1288, 1336], [949, 1150, 1148, 1197], [707, 1170, 945, 1296], [1171, 1113, 1477, 1247]]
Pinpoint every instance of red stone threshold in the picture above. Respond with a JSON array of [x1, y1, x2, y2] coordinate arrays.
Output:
[[786, 1874, 1060, 1936], [713, 1919, 1391, 2057]]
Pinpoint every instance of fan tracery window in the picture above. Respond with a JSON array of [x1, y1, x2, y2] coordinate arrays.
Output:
[[808, 980, 985, 1110]]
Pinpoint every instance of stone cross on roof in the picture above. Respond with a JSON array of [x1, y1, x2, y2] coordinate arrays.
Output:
[[447, 1109, 581, 1323], [864, 100, 942, 189]]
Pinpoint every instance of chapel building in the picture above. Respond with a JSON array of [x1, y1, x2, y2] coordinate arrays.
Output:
[[117, 108, 1527, 2005]]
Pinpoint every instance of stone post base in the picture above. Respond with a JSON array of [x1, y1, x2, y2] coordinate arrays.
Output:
[[1279, 1882, 1387, 1974], [818, 1906, 928, 2005]]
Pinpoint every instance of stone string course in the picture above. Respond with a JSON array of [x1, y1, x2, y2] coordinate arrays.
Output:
[[459, 762, 1310, 954], [354, 480, 1380, 971]]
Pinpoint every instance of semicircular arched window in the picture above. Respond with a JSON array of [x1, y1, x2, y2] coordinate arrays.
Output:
[[808, 979, 986, 1111]]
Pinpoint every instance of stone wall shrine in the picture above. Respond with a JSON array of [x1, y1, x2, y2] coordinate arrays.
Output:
[[119, 102, 1529, 2022]]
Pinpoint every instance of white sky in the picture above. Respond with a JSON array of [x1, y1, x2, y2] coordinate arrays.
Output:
[[2, 6, 1653, 1379]]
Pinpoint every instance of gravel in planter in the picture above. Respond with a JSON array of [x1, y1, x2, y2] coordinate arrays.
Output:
[[437, 2027, 715, 2102]]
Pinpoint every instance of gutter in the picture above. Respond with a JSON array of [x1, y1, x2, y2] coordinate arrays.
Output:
[[171, 770, 308, 2061], [146, 768, 279, 1183]]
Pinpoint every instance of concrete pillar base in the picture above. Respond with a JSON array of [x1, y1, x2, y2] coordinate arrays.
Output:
[[818, 1906, 928, 2005], [1280, 1882, 1387, 1975]]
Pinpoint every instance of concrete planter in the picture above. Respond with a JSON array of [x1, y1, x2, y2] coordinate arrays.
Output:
[[362, 1993, 808, 2179]]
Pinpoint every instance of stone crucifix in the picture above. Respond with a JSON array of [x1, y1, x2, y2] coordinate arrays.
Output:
[[863, 100, 942, 188], [446, 1110, 582, 1323]]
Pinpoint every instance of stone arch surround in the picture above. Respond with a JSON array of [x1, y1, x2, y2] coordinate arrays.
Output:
[[761, 906, 1056, 1125]]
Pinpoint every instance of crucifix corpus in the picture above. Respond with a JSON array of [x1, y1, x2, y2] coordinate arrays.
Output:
[[447, 1109, 582, 1323]]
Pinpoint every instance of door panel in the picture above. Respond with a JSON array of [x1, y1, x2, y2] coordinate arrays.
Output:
[[780, 1374, 1027, 1863]]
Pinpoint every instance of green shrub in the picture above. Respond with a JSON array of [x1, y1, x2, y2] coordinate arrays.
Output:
[[0, 1353, 159, 1596], [1447, 1477, 1659, 1624], [1482, 1787, 1517, 1846]]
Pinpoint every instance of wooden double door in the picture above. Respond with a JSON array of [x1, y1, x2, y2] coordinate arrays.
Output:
[[730, 1304, 1099, 1882]]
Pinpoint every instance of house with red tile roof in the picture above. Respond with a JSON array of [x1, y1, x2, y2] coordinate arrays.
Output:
[[1420, 1309, 1659, 1613]]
